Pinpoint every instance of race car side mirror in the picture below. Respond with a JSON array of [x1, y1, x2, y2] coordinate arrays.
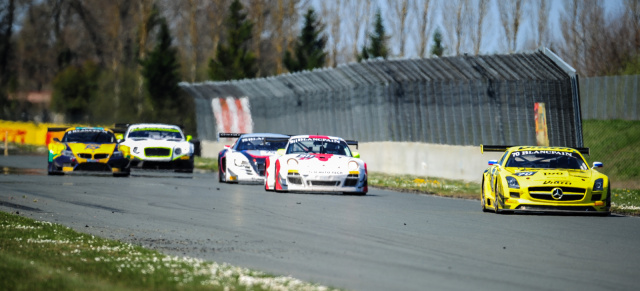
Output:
[[352, 152, 361, 158], [53, 137, 60, 142], [593, 161, 603, 168], [117, 139, 124, 143], [488, 160, 497, 166], [277, 149, 285, 156], [186, 135, 192, 142]]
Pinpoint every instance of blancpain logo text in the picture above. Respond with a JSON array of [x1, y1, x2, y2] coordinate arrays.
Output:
[[543, 181, 572, 185], [512, 151, 573, 158]]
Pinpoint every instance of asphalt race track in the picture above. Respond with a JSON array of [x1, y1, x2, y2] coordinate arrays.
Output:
[[1, 155, 639, 291]]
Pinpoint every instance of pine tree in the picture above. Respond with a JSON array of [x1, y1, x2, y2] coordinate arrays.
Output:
[[208, 0, 257, 81], [358, 9, 389, 61], [139, 18, 182, 121], [431, 28, 445, 57], [283, 8, 327, 73]]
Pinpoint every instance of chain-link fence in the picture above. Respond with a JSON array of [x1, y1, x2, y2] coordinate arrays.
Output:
[[180, 48, 583, 147]]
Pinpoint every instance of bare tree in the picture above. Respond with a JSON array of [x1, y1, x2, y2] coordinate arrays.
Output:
[[472, 0, 489, 55], [443, 0, 469, 56], [386, 0, 409, 57], [414, 0, 433, 58], [321, 0, 343, 66], [346, 0, 372, 62], [535, 0, 550, 48], [498, 0, 524, 53]]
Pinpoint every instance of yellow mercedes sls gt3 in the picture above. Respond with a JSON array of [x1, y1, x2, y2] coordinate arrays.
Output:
[[47, 127, 131, 177], [480, 145, 610, 215]]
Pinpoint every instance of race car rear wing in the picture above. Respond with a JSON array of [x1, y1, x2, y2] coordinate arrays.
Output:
[[263, 137, 291, 144], [346, 140, 358, 149], [47, 127, 68, 132], [219, 133, 245, 138], [480, 145, 590, 155]]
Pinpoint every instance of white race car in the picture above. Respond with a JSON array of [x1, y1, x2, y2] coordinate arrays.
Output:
[[264, 135, 368, 195], [118, 123, 195, 172], [218, 133, 290, 183]]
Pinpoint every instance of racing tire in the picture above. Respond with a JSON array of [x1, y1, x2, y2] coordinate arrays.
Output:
[[481, 179, 489, 212], [494, 182, 502, 214], [47, 163, 64, 176]]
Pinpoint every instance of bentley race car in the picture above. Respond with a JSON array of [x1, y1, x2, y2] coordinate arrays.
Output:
[[218, 133, 290, 183], [47, 127, 131, 177], [118, 123, 195, 172], [264, 135, 368, 195], [481, 145, 610, 215]]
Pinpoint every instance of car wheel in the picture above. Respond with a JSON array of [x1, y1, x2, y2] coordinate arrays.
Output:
[[494, 183, 502, 214], [218, 160, 225, 183], [481, 179, 489, 212]]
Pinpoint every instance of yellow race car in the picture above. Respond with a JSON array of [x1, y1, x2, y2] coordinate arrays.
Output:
[[480, 145, 610, 215], [47, 127, 131, 177]]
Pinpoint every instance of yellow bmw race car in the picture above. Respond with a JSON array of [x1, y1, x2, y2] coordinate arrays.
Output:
[[480, 145, 610, 215], [47, 127, 131, 177]]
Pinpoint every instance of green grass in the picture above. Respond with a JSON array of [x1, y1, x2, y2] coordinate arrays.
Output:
[[0, 211, 338, 291], [194, 156, 218, 172], [582, 120, 640, 186]]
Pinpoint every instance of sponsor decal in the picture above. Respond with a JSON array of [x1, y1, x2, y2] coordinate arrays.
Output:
[[290, 137, 342, 144], [85, 144, 100, 150], [69, 129, 104, 134], [309, 170, 342, 175], [544, 172, 563, 176], [511, 150, 573, 158], [543, 180, 572, 185], [514, 172, 537, 176], [297, 153, 334, 161], [240, 137, 264, 142]]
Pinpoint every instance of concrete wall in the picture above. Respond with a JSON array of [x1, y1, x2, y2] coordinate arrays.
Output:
[[201, 141, 504, 183]]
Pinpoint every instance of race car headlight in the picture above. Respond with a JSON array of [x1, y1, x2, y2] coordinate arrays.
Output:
[[62, 150, 74, 157], [506, 176, 520, 189], [132, 147, 139, 154], [348, 161, 359, 171], [112, 150, 122, 157], [174, 147, 182, 155], [287, 158, 298, 168], [593, 178, 604, 191]]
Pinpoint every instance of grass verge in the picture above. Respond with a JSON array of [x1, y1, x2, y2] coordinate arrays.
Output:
[[0, 211, 338, 291]]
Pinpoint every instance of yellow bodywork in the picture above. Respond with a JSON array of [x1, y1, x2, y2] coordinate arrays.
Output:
[[481, 146, 610, 214]]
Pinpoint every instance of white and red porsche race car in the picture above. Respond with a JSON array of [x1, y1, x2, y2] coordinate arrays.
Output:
[[218, 133, 290, 183], [264, 135, 368, 195]]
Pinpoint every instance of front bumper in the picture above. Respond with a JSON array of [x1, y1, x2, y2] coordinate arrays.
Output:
[[51, 155, 130, 174], [279, 171, 367, 193]]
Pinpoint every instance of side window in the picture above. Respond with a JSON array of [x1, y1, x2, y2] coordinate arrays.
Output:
[[497, 151, 508, 166]]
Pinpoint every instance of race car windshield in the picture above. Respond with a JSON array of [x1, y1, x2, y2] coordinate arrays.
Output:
[[286, 139, 352, 156], [63, 130, 115, 143], [128, 130, 183, 140], [235, 138, 287, 151], [506, 152, 588, 170]]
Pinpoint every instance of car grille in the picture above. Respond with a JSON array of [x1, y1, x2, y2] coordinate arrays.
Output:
[[145, 148, 171, 157], [308, 180, 340, 187], [94, 154, 109, 159], [529, 186, 586, 201], [343, 174, 359, 187], [77, 153, 110, 160], [76, 163, 110, 171], [287, 173, 302, 184]]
